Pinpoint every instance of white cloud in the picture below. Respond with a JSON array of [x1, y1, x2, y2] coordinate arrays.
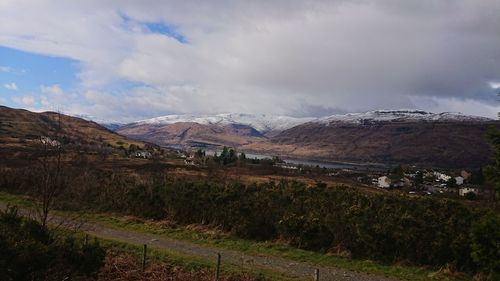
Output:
[[4, 82, 18, 90], [0, 0, 499, 121], [490, 82, 500, 89], [0, 66, 26, 74], [40, 84, 63, 96], [0, 66, 12, 72], [37, 84, 81, 113], [12, 95, 35, 106]]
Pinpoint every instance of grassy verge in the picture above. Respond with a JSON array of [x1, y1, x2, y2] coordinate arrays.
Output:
[[0, 191, 472, 281]]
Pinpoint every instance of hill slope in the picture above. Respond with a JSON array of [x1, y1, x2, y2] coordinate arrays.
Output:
[[0, 106, 142, 149], [115, 109, 497, 167], [258, 110, 497, 167], [116, 113, 314, 149], [133, 113, 314, 136], [118, 122, 265, 148]]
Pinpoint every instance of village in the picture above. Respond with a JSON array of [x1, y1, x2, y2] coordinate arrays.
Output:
[[279, 161, 491, 200], [170, 147, 494, 201], [371, 168, 489, 199]]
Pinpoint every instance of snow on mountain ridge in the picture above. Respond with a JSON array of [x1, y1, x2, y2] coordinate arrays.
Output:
[[136, 113, 315, 133], [132, 110, 493, 133], [316, 110, 493, 124]]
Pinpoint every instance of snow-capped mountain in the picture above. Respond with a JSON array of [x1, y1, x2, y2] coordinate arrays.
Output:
[[135, 113, 315, 134], [315, 110, 493, 124], [263, 109, 498, 168], [115, 109, 497, 167]]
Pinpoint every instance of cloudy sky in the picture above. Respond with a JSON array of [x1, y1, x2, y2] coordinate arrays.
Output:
[[1, 0, 499, 122]]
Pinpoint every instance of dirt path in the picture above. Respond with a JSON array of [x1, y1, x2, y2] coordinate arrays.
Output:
[[7, 205, 399, 281]]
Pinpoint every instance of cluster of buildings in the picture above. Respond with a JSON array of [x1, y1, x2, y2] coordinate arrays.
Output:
[[178, 152, 198, 165], [274, 163, 299, 170], [134, 150, 152, 159], [39, 136, 61, 147], [375, 169, 482, 198]]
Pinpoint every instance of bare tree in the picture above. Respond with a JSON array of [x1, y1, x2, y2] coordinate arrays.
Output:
[[34, 111, 68, 228]]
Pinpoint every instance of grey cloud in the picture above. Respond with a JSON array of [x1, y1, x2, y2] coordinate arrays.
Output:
[[0, 0, 499, 121]]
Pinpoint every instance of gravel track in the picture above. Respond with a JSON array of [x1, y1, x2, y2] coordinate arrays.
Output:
[[7, 204, 400, 281]]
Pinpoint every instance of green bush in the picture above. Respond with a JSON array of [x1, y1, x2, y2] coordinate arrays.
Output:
[[0, 206, 106, 281], [470, 212, 500, 278]]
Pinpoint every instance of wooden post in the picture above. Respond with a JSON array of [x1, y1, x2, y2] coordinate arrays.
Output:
[[142, 244, 147, 271], [215, 253, 221, 281], [314, 268, 319, 281], [84, 234, 89, 245]]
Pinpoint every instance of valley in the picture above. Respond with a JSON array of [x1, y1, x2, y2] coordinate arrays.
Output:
[[115, 110, 498, 168], [3, 2, 500, 280], [0, 106, 498, 281]]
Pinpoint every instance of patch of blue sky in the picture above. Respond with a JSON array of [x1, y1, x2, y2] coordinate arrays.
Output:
[[145, 22, 188, 44], [118, 12, 188, 44], [0, 46, 78, 106]]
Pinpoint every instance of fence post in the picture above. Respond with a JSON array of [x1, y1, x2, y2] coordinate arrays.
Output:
[[84, 234, 89, 246], [215, 253, 221, 281], [142, 244, 147, 272], [314, 268, 319, 281]]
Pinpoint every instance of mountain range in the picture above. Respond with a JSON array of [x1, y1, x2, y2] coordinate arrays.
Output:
[[114, 110, 498, 168], [132, 113, 315, 136], [0, 105, 494, 168]]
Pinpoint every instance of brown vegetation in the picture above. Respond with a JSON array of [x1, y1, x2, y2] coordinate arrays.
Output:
[[258, 121, 499, 168], [0, 105, 143, 149], [97, 251, 265, 281]]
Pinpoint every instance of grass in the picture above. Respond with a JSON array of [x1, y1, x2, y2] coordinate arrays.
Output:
[[0, 191, 472, 281]]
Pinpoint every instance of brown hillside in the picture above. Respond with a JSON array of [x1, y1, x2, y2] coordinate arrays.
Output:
[[117, 122, 266, 148], [257, 120, 498, 168], [0, 106, 142, 149]]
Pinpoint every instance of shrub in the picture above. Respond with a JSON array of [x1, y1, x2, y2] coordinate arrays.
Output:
[[0, 205, 105, 281], [470, 212, 500, 278]]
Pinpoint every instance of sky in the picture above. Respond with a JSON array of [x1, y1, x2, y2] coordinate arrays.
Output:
[[0, 0, 499, 122]]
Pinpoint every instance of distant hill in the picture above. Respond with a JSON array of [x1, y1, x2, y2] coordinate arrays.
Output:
[[118, 122, 266, 149], [116, 113, 314, 149], [126, 113, 314, 136], [255, 110, 498, 168], [0, 106, 142, 149], [111, 109, 498, 168]]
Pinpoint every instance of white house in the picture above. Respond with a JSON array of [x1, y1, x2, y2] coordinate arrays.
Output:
[[378, 176, 391, 188], [459, 187, 478, 196], [275, 163, 298, 170], [455, 176, 464, 186], [40, 136, 61, 147], [135, 151, 152, 159], [434, 172, 451, 182]]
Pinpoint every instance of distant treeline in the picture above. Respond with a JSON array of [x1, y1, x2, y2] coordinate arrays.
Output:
[[0, 168, 498, 277]]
